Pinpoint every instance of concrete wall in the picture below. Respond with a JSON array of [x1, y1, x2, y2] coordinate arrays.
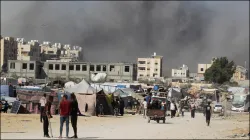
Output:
[[8, 60, 41, 79], [8, 60, 137, 82]]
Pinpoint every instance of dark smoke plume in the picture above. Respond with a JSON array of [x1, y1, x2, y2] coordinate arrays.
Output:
[[1, 1, 249, 75]]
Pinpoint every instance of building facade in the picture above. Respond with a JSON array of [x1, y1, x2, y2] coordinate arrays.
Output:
[[197, 58, 217, 80], [8, 60, 137, 82], [0, 36, 18, 71], [137, 52, 163, 80], [171, 64, 189, 78], [8, 60, 42, 79], [232, 65, 248, 82], [17, 38, 41, 61]]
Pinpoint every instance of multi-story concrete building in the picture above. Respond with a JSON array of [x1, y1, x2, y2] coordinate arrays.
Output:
[[197, 57, 217, 80], [7, 60, 137, 82], [0, 36, 18, 71], [231, 65, 248, 82], [171, 64, 189, 78], [17, 38, 41, 61], [40, 43, 82, 62], [137, 52, 163, 80], [8, 60, 42, 79]]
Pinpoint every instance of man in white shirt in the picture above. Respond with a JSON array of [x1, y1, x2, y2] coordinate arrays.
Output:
[[170, 101, 176, 118], [142, 98, 147, 119], [39, 94, 47, 123]]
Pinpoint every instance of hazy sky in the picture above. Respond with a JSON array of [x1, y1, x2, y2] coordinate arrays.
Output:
[[1, 1, 249, 76]]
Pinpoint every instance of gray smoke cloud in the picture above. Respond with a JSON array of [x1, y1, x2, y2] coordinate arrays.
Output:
[[1, 1, 249, 76]]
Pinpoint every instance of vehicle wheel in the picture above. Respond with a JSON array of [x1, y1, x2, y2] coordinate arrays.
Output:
[[163, 119, 165, 123], [157, 120, 159, 123], [148, 117, 150, 123]]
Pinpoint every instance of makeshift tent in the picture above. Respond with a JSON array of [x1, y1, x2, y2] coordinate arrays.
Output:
[[64, 79, 111, 116], [64, 81, 76, 88], [16, 89, 58, 114]]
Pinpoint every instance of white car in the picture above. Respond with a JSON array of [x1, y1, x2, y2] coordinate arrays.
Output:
[[213, 104, 223, 113]]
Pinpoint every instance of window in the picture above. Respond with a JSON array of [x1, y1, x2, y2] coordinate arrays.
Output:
[[147, 68, 150, 70], [55, 64, 60, 70], [61, 64, 66, 70], [10, 63, 15, 69], [138, 67, 145, 70], [102, 65, 107, 71], [155, 69, 158, 71], [110, 65, 115, 71], [155, 63, 158, 65], [147, 62, 150, 64], [69, 65, 74, 70], [147, 74, 150, 77], [201, 68, 204, 71], [29, 63, 34, 70], [82, 65, 87, 71], [90, 65, 95, 71], [49, 64, 53, 70], [139, 74, 144, 77], [96, 65, 101, 71], [76, 65, 80, 71], [138, 61, 146, 64], [22, 63, 27, 69], [124, 66, 130, 72]]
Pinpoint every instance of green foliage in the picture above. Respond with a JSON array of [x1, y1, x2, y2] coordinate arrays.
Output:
[[204, 57, 236, 84]]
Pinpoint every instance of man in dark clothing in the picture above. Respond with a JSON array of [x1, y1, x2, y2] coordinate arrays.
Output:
[[205, 102, 212, 126], [42, 96, 53, 138], [59, 95, 71, 138], [3, 101, 9, 113], [119, 98, 125, 116], [70, 93, 79, 138]]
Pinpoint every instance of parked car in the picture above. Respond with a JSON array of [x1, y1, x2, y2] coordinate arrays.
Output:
[[213, 104, 223, 113]]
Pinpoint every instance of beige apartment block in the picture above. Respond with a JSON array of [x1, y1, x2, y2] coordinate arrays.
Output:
[[137, 52, 163, 80], [17, 38, 41, 61], [197, 57, 217, 78], [0, 36, 17, 70]]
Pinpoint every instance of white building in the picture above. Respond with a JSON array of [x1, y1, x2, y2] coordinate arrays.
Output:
[[17, 39, 41, 61], [171, 64, 189, 78], [137, 52, 163, 80]]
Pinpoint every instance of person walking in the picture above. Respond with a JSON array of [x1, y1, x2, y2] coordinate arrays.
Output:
[[40, 94, 47, 123], [190, 102, 196, 118], [42, 96, 53, 138], [119, 97, 125, 116], [170, 101, 175, 118], [59, 95, 71, 139], [70, 93, 79, 138], [205, 101, 212, 126], [142, 98, 147, 119]]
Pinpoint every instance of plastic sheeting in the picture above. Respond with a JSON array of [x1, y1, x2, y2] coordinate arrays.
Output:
[[64, 81, 76, 88], [228, 87, 246, 94], [64, 79, 98, 94], [0, 85, 14, 97], [76, 93, 96, 116]]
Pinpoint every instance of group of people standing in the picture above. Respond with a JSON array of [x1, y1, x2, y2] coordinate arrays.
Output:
[[40, 93, 80, 138]]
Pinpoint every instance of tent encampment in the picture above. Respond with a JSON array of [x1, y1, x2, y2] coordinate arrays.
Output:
[[64, 79, 111, 116]]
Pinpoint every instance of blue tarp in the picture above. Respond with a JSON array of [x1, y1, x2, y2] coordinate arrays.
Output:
[[117, 85, 126, 88], [154, 85, 159, 91], [0, 85, 14, 97]]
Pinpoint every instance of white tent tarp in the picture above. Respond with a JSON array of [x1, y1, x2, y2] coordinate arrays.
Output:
[[64, 79, 99, 94], [64, 81, 76, 88]]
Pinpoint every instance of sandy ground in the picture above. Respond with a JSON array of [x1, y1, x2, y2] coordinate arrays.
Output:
[[1, 112, 249, 139]]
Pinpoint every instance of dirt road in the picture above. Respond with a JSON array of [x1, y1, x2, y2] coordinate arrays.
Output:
[[1, 112, 249, 139]]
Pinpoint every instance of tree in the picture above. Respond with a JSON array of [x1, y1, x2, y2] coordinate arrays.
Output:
[[204, 57, 236, 84]]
